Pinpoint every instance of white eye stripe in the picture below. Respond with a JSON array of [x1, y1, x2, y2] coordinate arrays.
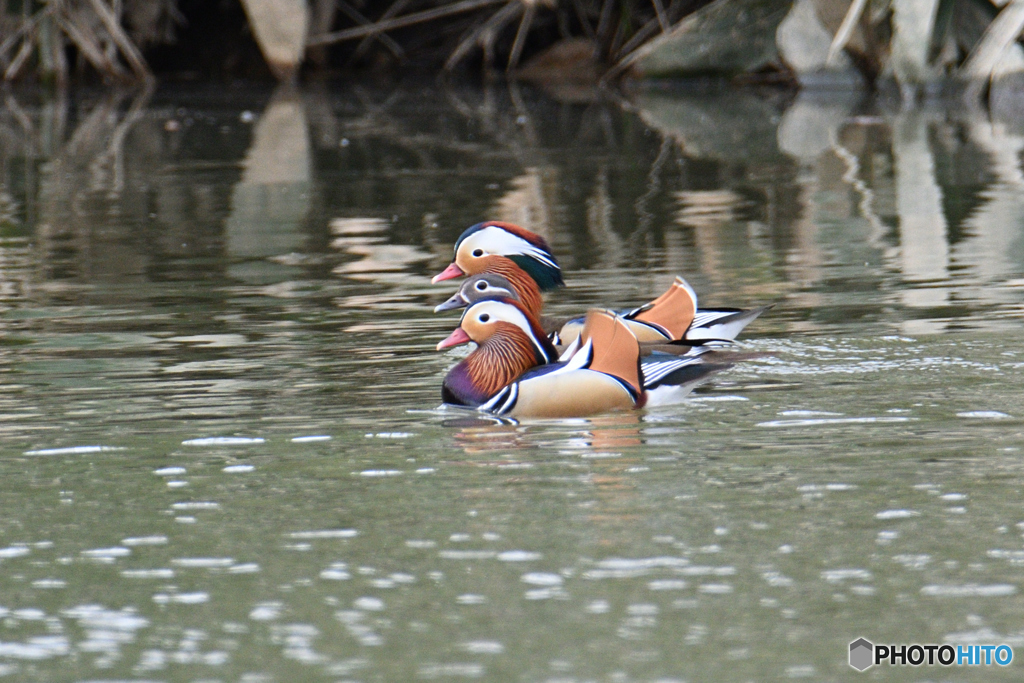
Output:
[[464, 226, 557, 269], [463, 301, 548, 358]]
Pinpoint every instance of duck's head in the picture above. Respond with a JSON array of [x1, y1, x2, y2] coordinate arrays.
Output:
[[434, 273, 520, 313], [431, 221, 563, 291], [436, 298, 557, 363]]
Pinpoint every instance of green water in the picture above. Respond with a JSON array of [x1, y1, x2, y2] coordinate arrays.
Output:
[[1, 81, 1024, 681]]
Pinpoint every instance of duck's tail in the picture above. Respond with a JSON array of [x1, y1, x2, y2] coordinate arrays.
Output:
[[685, 304, 774, 342], [641, 352, 733, 407]]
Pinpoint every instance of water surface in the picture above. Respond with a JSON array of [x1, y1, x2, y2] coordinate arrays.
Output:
[[1, 81, 1024, 681]]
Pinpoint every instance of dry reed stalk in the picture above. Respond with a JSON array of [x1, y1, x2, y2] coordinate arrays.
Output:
[[962, 0, 1024, 78], [826, 0, 869, 66], [507, 1, 538, 71], [445, 1, 523, 70], [1, 0, 151, 82], [85, 0, 151, 80], [335, 0, 405, 58], [307, 0, 508, 46], [353, 0, 413, 59]]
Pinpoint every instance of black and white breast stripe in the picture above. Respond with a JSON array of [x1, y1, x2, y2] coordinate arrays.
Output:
[[479, 383, 519, 415]]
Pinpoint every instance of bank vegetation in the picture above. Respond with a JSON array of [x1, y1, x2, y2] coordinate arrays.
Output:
[[3, 0, 1024, 94]]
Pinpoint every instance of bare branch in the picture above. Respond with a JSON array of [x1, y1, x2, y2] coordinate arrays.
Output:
[[962, 0, 1024, 79], [507, 1, 537, 72], [308, 0, 507, 47], [85, 0, 152, 79], [827, 0, 868, 66], [336, 0, 405, 59]]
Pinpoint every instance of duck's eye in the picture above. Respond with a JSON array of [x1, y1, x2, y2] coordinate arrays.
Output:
[[475, 281, 488, 291], [472, 248, 484, 257], [479, 313, 490, 323]]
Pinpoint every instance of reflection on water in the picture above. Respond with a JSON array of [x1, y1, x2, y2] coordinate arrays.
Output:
[[226, 86, 311, 284], [1, 81, 1024, 681]]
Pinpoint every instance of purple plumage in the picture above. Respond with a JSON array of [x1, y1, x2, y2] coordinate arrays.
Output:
[[441, 359, 490, 407]]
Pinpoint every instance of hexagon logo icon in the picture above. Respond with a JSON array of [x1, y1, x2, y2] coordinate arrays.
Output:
[[849, 638, 874, 671]]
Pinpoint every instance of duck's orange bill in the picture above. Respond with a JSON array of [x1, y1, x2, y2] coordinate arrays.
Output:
[[437, 327, 471, 350], [431, 262, 465, 283]]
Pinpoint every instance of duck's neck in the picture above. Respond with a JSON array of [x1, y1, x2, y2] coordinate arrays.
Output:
[[487, 258, 544, 318], [443, 328, 547, 407]]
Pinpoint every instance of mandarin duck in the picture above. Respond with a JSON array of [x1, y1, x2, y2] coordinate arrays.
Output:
[[435, 271, 767, 354], [436, 298, 731, 418], [432, 221, 768, 346]]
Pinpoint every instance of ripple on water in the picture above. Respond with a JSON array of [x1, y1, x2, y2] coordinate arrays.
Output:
[[439, 550, 495, 560], [249, 602, 283, 621], [353, 597, 385, 611], [957, 411, 1012, 419], [121, 536, 168, 546], [582, 556, 691, 580], [152, 592, 210, 604], [762, 571, 794, 587], [461, 640, 504, 654], [892, 554, 931, 570], [182, 437, 265, 446], [170, 501, 220, 510], [121, 569, 175, 579], [758, 416, 913, 428], [876, 509, 920, 520], [171, 558, 234, 568], [456, 595, 486, 605], [496, 550, 542, 562], [943, 627, 1024, 646], [521, 572, 563, 586], [0, 636, 70, 659], [320, 563, 351, 580], [786, 664, 817, 678], [24, 445, 124, 456], [80, 547, 131, 562], [288, 529, 358, 539], [987, 549, 1024, 564], [417, 662, 485, 679], [920, 584, 1017, 597], [822, 569, 873, 583], [357, 469, 404, 477], [797, 484, 857, 492], [780, 410, 842, 417]]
